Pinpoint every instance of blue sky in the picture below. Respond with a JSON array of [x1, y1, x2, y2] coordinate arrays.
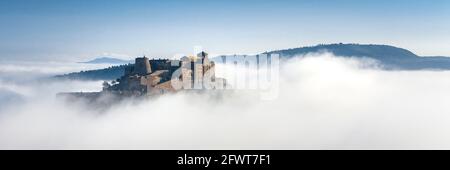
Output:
[[0, 0, 449, 61]]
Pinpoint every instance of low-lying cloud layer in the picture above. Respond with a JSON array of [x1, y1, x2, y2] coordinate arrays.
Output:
[[2, 53, 450, 149]]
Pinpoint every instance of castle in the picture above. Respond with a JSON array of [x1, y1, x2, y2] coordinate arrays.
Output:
[[102, 51, 218, 96]]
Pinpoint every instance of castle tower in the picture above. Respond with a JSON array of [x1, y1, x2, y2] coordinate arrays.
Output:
[[133, 56, 152, 75], [197, 51, 208, 61]]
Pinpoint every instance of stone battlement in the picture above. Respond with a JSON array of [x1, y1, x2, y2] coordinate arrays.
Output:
[[104, 51, 218, 96]]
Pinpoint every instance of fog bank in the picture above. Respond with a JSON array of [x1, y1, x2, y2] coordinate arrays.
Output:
[[2, 53, 450, 149]]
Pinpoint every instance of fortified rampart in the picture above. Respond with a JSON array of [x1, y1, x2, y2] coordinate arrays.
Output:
[[104, 51, 219, 96]]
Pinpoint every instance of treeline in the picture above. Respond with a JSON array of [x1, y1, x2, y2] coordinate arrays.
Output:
[[55, 64, 134, 81]]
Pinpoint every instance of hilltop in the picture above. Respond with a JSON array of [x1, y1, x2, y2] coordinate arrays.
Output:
[[264, 43, 450, 70]]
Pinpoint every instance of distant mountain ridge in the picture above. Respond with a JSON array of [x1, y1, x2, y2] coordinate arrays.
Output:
[[264, 43, 450, 70], [79, 57, 133, 64], [267, 43, 418, 59], [56, 43, 450, 81]]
